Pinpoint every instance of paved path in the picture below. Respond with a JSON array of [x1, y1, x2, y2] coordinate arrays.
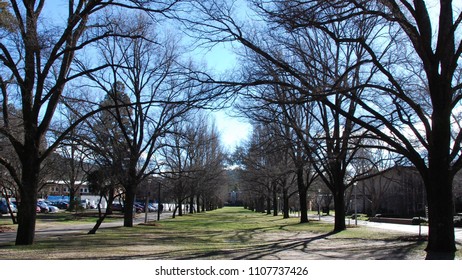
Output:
[[313, 214, 462, 241]]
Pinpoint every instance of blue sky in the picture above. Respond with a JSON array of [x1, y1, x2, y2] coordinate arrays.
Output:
[[199, 41, 252, 152], [40, 1, 252, 152]]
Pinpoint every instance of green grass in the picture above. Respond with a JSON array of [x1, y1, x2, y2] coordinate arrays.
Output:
[[37, 211, 123, 223], [0, 207, 455, 260]]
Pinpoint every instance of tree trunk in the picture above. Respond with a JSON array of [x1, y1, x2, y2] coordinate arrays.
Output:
[[272, 184, 278, 216], [178, 198, 183, 216], [123, 186, 136, 227], [88, 197, 109, 234], [189, 196, 194, 214], [105, 188, 115, 215], [68, 185, 76, 212], [15, 156, 40, 245], [2, 189, 17, 224], [172, 204, 178, 218], [425, 177, 455, 259], [298, 188, 309, 223], [332, 184, 346, 232], [196, 195, 201, 213], [282, 188, 289, 219], [123, 162, 140, 227], [297, 168, 309, 223], [259, 196, 263, 212], [423, 82, 456, 259], [266, 196, 271, 214]]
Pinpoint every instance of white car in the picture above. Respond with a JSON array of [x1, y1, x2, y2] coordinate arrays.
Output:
[[47, 204, 60, 213]]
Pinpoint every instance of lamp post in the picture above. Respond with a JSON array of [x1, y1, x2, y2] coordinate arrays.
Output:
[[157, 181, 161, 221], [144, 191, 150, 224], [318, 189, 321, 221], [354, 182, 358, 226], [277, 196, 280, 214]]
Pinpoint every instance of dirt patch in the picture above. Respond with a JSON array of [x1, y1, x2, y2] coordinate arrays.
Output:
[[0, 226, 15, 233], [138, 222, 161, 227], [398, 235, 428, 242]]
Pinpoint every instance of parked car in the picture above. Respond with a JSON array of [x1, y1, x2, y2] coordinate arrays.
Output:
[[46, 203, 60, 213], [0, 201, 17, 214], [36, 201, 49, 213], [133, 203, 144, 213], [147, 203, 157, 212], [55, 201, 69, 209], [454, 214, 462, 228], [110, 203, 124, 212]]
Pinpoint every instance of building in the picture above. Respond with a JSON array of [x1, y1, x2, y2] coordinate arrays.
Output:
[[356, 166, 426, 217], [41, 180, 90, 197]]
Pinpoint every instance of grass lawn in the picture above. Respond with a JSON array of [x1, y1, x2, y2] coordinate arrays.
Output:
[[1, 207, 456, 260]]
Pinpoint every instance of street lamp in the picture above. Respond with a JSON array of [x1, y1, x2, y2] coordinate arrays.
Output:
[[318, 189, 321, 221], [157, 181, 161, 221], [277, 196, 280, 214], [144, 191, 150, 224], [354, 182, 358, 226]]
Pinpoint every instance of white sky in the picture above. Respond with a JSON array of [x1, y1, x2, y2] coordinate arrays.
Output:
[[213, 110, 252, 152]]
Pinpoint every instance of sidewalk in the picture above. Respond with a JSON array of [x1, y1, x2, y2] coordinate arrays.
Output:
[[304, 213, 462, 241]]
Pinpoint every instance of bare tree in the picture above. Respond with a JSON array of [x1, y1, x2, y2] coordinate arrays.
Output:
[[0, 0, 178, 245], [79, 11, 223, 226], [237, 124, 273, 213], [257, 0, 462, 259], [50, 106, 94, 211], [236, 122, 292, 216], [237, 25, 370, 230], [184, 115, 226, 213], [237, 80, 319, 222], [179, 0, 462, 259], [86, 166, 122, 234], [161, 112, 226, 216]]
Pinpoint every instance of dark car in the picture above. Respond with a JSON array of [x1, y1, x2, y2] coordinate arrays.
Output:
[[36, 201, 49, 213], [56, 201, 69, 209], [110, 203, 124, 212], [0, 201, 17, 214], [134, 203, 144, 213]]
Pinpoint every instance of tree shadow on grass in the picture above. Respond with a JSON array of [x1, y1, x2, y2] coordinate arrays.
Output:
[[171, 230, 427, 260], [0, 222, 430, 260], [232, 231, 337, 260]]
